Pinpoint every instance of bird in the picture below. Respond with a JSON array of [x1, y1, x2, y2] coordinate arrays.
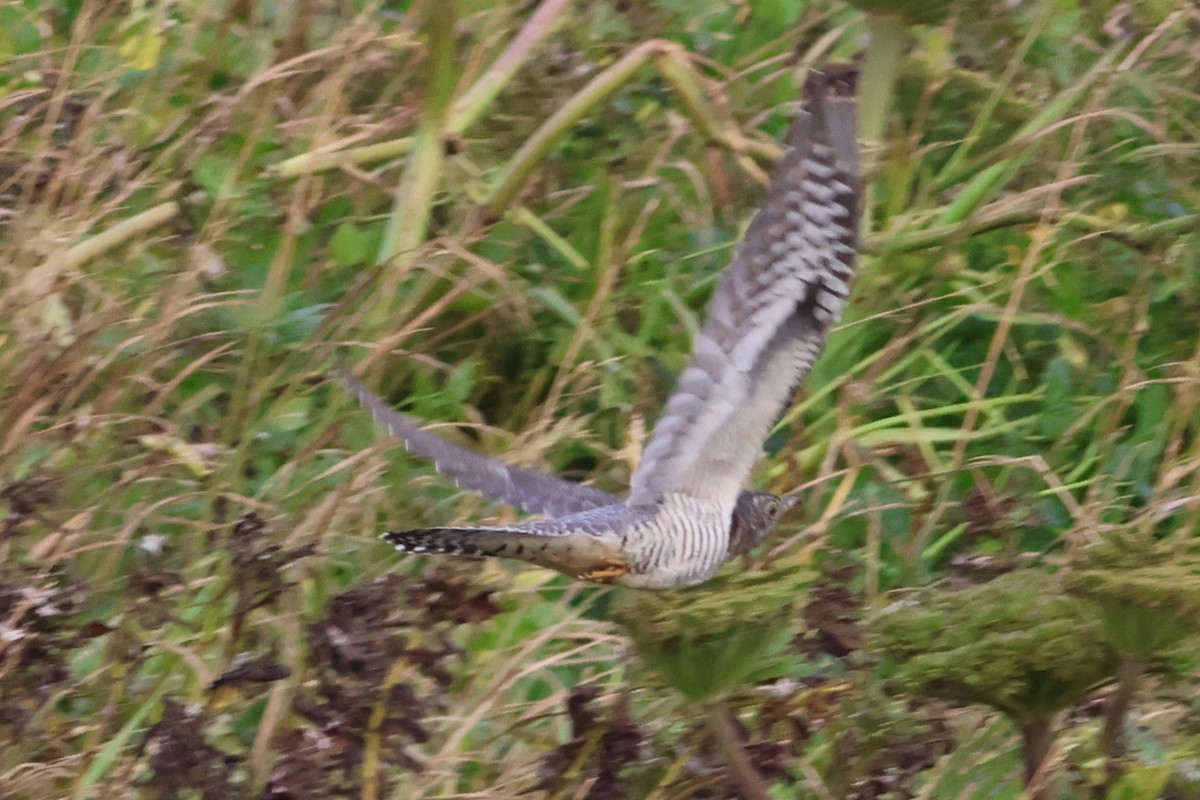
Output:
[[340, 372, 799, 561], [345, 72, 860, 589]]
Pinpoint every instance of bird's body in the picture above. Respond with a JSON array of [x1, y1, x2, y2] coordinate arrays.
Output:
[[397, 496, 741, 588], [345, 72, 860, 589], [344, 369, 800, 586]]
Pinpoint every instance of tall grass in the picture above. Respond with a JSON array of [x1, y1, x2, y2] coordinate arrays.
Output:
[[1, 0, 1197, 797]]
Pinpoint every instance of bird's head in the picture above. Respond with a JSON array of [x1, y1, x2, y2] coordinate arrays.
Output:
[[728, 491, 800, 557]]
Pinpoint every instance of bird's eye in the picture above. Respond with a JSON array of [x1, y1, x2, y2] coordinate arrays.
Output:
[[765, 500, 782, 519]]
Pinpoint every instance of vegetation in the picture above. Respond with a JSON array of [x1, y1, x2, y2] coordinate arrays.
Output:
[[872, 571, 1118, 797], [1, 0, 1197, 798]]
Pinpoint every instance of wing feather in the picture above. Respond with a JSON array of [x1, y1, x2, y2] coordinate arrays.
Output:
[[628, 73, 860, 509], [340, 371, 618, 517]]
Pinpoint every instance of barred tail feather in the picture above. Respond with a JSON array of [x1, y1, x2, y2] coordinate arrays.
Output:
[[383, 527, 520, 559], [382, 527, 627, 580]]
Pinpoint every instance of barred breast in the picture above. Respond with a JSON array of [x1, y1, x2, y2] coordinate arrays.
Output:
[[619, 494, 733, 589]]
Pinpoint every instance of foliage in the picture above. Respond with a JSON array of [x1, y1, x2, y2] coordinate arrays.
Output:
[[872, 571, 1117, 724], [1068, 529, 1200, 659], [871, 572, 1121, 794], [614, 565, 811, 701], [1, 0, 1198, 797]]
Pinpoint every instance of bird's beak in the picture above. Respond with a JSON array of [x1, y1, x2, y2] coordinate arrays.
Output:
[[779, 494, 801, 516]]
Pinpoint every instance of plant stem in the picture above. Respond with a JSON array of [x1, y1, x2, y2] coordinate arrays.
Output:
[[447, 0, 573, 134], [1100, 653, 1142, 791], [377, 0, 457, 272], [857, 13, 908, 147], [64, 202, 179, 268], [1020, 717, 1056, 800], [706, 701, 772, 800], [861, 207, 1196, 256], [483, 39, 662, 216]]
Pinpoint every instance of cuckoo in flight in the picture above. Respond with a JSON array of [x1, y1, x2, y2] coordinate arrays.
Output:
[[344, 74, 860, 589]]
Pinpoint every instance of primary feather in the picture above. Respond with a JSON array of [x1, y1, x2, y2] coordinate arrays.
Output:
[[627, 75, 859, 513], [340, 370, 617, 518]]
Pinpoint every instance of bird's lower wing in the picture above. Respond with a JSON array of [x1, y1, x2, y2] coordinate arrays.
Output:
[[340, 370, 619, 517], [628, 72, 860, 511]]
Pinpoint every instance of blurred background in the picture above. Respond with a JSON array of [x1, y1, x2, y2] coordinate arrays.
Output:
[[1, 0, 1197, 797]]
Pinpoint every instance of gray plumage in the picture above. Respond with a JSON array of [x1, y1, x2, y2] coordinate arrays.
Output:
[[341, 371, 793, 559], [350, 73, 860, 589], [341, 371, 613, 519]]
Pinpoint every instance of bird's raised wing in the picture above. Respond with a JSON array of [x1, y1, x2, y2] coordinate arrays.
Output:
[[339, 371, 619, 518], [628, 73, 860, 511]]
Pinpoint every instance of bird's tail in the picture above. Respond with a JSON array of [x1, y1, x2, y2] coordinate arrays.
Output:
[[383, 527, 515, 559], [381, 526, 627, 582]]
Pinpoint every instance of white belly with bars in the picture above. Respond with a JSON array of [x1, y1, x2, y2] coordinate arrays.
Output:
[[620, 493, 733, 589]]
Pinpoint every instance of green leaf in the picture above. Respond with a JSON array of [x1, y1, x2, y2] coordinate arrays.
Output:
[[330, 222, 372, 267], [1106, 765, 1171, 800], [193, 153, 237, 198], [0, 6, 40, 56]]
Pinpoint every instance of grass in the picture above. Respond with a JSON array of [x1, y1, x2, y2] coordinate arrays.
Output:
[[1, 0, 1198, 797]]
